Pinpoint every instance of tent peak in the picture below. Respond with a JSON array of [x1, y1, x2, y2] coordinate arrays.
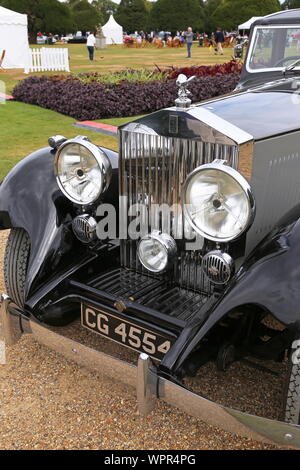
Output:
[[0, 6, 27, 26], [104, 14, 122, 28]]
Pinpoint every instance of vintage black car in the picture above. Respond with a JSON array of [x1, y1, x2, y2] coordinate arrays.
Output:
[[3, 9, 300, 447]]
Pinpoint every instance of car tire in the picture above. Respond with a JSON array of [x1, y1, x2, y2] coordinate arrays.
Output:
[[282, 340, 300, 424], [4, 228, 30, 308]]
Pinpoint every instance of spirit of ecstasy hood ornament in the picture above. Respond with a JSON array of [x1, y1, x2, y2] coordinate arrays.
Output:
[[175, 74, 195, 108]]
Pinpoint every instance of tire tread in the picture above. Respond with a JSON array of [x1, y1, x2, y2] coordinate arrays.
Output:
[[283, 347, 300, 424], [4, 228, 30, 307]]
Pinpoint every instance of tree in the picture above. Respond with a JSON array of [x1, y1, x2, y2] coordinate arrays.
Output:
[[282, 0, 300, 8], [203, 0, 224, 31], [145, 0, 154, 12], [149, 0, 205, 32], [0, 0, 75, 40], [68, 0, 102, 32], [38, 0, 75, 34], [116, 0, 149, 32], [91, 0, 118, 24], [212, 0, 282, 31]]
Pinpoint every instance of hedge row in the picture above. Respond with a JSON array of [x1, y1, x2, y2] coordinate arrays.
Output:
[[13, 73, 240, 121]]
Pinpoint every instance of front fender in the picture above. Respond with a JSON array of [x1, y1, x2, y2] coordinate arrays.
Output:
[[165, 204, 300, 372], [0, 145, 118, 299]]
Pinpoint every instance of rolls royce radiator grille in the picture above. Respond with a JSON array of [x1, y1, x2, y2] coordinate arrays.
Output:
[[119, 130, 238, 293]]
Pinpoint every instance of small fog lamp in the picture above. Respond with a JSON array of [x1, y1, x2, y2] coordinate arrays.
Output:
[[138, 232, 177, 273]]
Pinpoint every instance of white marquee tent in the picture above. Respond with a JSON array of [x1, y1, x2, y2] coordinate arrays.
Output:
[[102, 15, 123, 45], [0, 6, 29, 69], [238, 17, 263, 31]]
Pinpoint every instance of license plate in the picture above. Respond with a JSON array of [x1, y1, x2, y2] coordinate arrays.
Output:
[[81, 303, 174, 361]]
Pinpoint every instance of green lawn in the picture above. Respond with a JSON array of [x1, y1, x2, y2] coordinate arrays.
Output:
[[99, 115, 145, 126], [1, 43, 234, 94], [0, 44, 234, 180], [0, 101, 141, 180]]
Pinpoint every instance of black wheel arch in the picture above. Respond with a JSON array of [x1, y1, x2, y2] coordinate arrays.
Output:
[[163, 205, 300, 373], [0, 144, 119, 301]]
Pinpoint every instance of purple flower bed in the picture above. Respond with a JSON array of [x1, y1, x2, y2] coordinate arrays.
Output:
[[13, 73, 240, 121]]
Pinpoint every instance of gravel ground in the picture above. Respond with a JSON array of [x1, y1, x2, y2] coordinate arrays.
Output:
[[0, 230, 286, 450]]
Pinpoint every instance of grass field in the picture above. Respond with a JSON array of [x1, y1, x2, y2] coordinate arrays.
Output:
[[0, 43, 234, 180], [1, 43, 234, 94]]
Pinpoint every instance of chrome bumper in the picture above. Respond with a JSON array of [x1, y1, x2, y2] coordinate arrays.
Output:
[[1, 294, 300, 448]]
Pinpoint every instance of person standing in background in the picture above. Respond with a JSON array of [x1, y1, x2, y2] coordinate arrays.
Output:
[[215, 27, 225, 55], [87, 31, 96, 61], [185, 27, 193, 58]]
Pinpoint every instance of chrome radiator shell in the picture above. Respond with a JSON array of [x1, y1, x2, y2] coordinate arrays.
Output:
[[119, 128, 239, 292]]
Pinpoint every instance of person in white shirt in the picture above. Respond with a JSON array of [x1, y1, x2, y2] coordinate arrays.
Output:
[[87, 32, 96, 61]]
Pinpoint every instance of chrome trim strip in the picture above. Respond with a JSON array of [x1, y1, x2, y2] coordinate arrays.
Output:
[[30, 320, 137, 388], [264, 9, 299, 19], [159, 377, 299, 447], [2, 294, 300, 448], [187, 107, 253, 145]]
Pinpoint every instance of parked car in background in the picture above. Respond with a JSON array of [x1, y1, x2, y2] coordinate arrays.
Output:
[[61, 34, 74, 44], [68, 31, 88, 44], [4, 9, 300, 449], [68, 36, 88, 44], [36, 34, 56, 45], [36, 34, 47, 45]]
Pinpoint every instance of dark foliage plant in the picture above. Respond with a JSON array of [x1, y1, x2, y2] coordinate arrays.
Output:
[[13, 73, 240, 121]]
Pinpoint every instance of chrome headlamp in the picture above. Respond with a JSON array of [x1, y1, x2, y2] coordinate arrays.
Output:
[[138, 231, 177, 273], [54, 137, 112, 205], [183, 162, 255, 242]]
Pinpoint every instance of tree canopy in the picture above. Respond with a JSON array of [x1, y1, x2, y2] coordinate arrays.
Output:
[[0, 0, 103, 38], [115, 0, 148, 32], [203, 0, 223, 31], [282, 0, 300, 8], [211, 0, 282, 31], [91, 0, 118, 24], [148, 0, 205, 32], [0, 0, 285, 38], [68, 0, 102, 32], [0, 0, 75, 37]]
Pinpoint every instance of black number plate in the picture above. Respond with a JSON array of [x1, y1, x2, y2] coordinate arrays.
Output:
[[81, 303, 174, 361]]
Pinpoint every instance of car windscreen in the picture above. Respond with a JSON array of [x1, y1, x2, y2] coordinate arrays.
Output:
[[247, 26, 300, 72]]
